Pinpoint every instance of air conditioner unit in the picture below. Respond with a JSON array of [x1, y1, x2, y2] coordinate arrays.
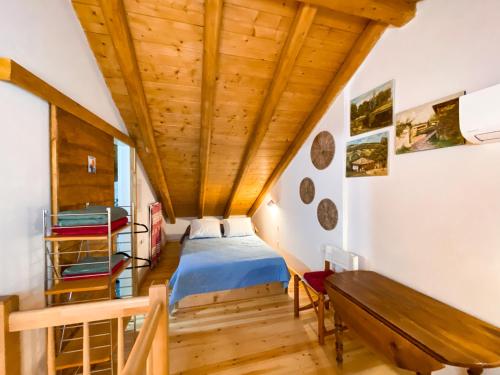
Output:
[[459, 83, 500, 144]]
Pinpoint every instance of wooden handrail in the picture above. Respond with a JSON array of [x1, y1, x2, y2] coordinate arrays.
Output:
[[9, 296, 149, 331], [1, 284, 169, 375], [121, 302, 162, 375]]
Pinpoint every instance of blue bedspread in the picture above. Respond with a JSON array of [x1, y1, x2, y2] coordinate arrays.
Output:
[[169, 236, 290, 308]]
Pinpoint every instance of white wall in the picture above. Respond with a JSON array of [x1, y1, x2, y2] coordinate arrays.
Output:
[[0, 83, 49, 374], [254, 94, 346, 271], [346, 0, 500, 326], [0, 1, 156, 373], [254, 1, 500, 373]]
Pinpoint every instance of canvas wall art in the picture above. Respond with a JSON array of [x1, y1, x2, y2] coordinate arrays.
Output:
[[346, 132, 389, 177], [395, 92, 465, 154], [350, 80, 394, 136]]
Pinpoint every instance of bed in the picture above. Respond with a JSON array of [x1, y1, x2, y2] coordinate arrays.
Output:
[[169, 234, 290, 311]]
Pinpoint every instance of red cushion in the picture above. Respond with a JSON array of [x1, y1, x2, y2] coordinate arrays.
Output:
[[303, 269, 334, 294], [52, 217, 128, 236]]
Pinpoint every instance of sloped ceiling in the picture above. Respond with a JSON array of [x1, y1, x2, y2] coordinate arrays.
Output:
[[71, 0, 417, 219]]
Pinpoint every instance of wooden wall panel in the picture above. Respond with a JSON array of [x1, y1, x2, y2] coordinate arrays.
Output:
[[57, 108, 115, 211]]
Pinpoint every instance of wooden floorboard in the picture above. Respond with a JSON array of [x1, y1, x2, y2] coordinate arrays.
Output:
[[137, 242, 411, 374]]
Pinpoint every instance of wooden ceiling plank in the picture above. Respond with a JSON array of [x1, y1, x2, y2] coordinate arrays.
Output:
[[98, 0, 176, 223], [223, 3, 318, 218], [296, 0, 416, 27], [199, 0, 224, 218], [248, 21, 388, 216]]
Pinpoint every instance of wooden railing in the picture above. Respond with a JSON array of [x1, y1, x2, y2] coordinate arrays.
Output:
[[0, 284, 168, 375]]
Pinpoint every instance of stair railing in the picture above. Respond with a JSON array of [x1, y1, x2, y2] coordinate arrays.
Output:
[[0, 283, 168, 375]]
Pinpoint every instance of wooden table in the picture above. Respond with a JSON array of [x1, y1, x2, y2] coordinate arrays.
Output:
[[324, 271, 500, 375]]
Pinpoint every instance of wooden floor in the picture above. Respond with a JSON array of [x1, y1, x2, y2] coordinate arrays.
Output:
[[139, 242, 410, 375]]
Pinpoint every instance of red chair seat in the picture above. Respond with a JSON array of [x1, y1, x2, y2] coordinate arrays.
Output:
[[303, 269, 334, 294]]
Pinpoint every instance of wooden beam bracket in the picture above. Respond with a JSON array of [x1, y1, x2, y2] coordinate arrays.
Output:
[[0, 58, 132, 146], [295, 0, 417, 27]]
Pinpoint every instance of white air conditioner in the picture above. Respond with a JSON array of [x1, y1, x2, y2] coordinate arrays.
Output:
[[459, 83, 500, 144]]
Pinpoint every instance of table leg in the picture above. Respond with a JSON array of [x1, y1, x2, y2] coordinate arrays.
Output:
[[334, 311, 343, 364], [467, 369, 483, 375], [293, 274, 299, 318]]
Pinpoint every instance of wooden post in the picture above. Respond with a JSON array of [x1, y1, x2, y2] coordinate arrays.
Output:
[[83, 321, 90, 375], [117, 317, 124, 375], [0, 296, 20, 375], [318, 294, 325, 345], [47, 326, 56, 375], [293, 274, 299, 318], [148, 284, 168, 375], [130, 148, 139, 297], [49, 105, 60, 287]]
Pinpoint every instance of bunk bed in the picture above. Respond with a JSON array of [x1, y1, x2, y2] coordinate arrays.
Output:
[[169, 224, 290, 311]]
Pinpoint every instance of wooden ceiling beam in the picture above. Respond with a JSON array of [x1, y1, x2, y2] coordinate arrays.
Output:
[[199, 0, 224, 218], [0, 58, 132, 146], [248, 21, 388, 217], [296, 0, 417, 27], [98, 0, 176, 223], [223, 3, 318, 218]]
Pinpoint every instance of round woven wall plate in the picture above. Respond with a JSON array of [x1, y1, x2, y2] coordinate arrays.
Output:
[[317, 198, 338, 231], [311, 131, 335, 170], [299, 177, 315, 204]]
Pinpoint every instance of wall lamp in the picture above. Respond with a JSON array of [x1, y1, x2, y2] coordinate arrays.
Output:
[[267, 199, 277, 208]]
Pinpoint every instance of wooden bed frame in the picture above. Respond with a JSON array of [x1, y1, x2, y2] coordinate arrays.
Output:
[[174, 226, 287, 310], [175, 282, 286, 310]]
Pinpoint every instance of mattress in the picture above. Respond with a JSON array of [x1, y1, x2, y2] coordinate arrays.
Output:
[[62, 254, 127, 280], [52, 217, 128, 236], [169, 235, 290, 309], [57, 206, 129, 227]]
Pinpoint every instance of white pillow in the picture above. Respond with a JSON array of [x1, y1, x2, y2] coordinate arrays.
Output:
[[189, 219, 221, 239], [222, 217, 254, 237]]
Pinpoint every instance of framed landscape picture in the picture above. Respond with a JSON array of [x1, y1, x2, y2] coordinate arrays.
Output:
[[346, 132, 389, 178], [395, 92, 465, 154], [351, 80, 394, 136]]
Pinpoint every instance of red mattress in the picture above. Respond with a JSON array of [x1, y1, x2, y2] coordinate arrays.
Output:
[[52, 217, 129, 236]]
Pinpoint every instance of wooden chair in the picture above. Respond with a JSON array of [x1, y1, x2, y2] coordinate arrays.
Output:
[[293, 245, 358, 345]]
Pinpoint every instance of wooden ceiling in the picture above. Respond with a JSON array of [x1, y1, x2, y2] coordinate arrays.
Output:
[[71, 0, 418, 221]]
